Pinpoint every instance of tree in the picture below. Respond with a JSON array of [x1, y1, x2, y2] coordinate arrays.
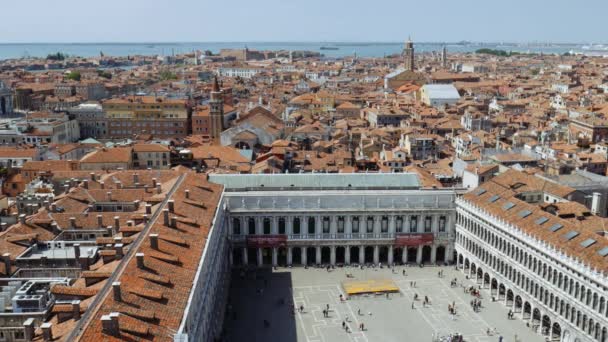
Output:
[[96, 69, 112, 79], [46, 52, 66, 61], [66, 71, 81, 81]]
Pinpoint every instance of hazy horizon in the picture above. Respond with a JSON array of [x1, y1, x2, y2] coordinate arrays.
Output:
[[1, 0, 606, 43]]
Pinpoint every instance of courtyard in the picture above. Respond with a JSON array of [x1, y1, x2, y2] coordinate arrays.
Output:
[[223, 265, 545, 342]]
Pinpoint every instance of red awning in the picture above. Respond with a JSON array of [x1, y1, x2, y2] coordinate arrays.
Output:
[[394, 233, 434, 246]]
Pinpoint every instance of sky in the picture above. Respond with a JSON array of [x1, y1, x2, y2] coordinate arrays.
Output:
[[1, 0, 606, 43]]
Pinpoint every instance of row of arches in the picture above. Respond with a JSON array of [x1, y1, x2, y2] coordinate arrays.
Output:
[[457, 245, 607, 341], [457, 212, 608, 319]]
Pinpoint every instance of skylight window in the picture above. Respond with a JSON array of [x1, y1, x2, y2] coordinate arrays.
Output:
[[488, 195, 500, 203], [580, 238, 596, 248], [502, 202, 515, 210], [518, 210, 532, 218], [563, 230, 580, 241], [598, 247, 608, 257], [549, 223, 563, 232], [535, 217, 549, 225], [475, 188, 487, 196]]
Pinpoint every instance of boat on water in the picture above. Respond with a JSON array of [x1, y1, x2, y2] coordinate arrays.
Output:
[[320, 46, 339, 50]]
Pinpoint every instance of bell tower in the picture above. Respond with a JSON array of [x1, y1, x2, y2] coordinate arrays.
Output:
[[209, 77, 224, 143], [404, 37, 415, 71]]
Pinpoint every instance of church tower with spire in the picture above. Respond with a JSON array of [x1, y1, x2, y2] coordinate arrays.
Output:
[[404, 37, 415, 71], [209, 77, 224, 143]]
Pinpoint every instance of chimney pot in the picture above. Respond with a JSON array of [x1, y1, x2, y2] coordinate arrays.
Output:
[[150, 234, 159, 250], [19, 214, 26, 225], [168, 200, 175, 213], [152, 178, 157, 188], [23, 318, 35, 342], [72, 300, 81, 320], [97, 215, 103, 228], [112, 282, 122, 302], [83, 179, 89, 189], [171, 216, 177, 228], [107, 191, 112, 202], [185, 189, 190, 199], [163, 209, 169, 226], [114, 216, 120, 231], [41, 322, 53, 342], [136, 253, 145, 269], [69, 217, 76, 228], [100, 181, 105, 189], [145, 204, 152, 215], [0, 222, 6, 232], [90, 172, 96, 181], [156, 182, 162, 194], [114, 243, 124, 259], [3, 253, 11, 276]]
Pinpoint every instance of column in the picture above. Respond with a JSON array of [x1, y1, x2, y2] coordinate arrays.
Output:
[[330, 246, 336, 265], [445, 245, 453, 264], [431, 245, 437, 264], [405, 215, 411, 232], [316, 246, 321, 265], [388, 215, 396, 234], [330, 216, 337, 235], [388, 245, 394, 265], [345, 215, 352, 236], [272, 247, 278, 267], [360, 245, 365, 264], [287, 247, 293, 266], [302, 247, 307, 265], [360, 216, 367, 235], [402, 247, 408, 264], [432, 215, 439, 233], [315, 216, 322, 237], [242, 247, 248, 265], [241, 217, 246, 236], [373, 245, 379, 264], [417, 215, 423, 232], [416, 247, 422, 264], [257, 248, 263, 266], [373, 216, 381, 235], [345, 246, 351, 265], [287, 216, 293, 236], [255, 216, 262, 235], [272, 217, 278, 235], [301, 216, 306, 236]]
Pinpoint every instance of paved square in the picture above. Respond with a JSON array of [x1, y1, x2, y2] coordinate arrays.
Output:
[[223, 266, 544, 342]]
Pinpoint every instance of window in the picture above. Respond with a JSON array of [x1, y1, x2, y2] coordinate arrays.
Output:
[[263, 218, 271, 234], [293, 218, 300, 234], [424, 216, 432, 232], [396, 217, 403, 233], [308, 217, 315, 234], [352, 217, 359, 233], [381, 216, 388, 233], [323, 217, 330, 233], [410, 216, 418, 232], [439, 216, 446, 232], [278, 218, 286, 234], [366, 217, 374, 233], [232, 218, 240, 235], [337, 217, 344, 233], [248, 218, 255, 235]]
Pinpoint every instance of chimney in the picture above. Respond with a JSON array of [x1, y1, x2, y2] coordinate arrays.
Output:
[[69, 217, 76, 229], [79, 256, 90, 270], [136, 253, 145, 269], [51, 203, 57, 212], [185, 189, 190, 199], [150, 234, 159, 250], [171, 216, 177, 228], [83, 179, 89, 189], [101, 313, 120, 336], [143, 214, 149, 224], [100, 181, 105, 189], [114, 243, 124, 259], [73, 244, 80, 261], [107, 191, 112, 202], [156, 182, 162, 194], [23, 318, 35, 342], [116, 181, 123, 189], [50, 222, 59, 234], [106, 225, 113, 237], [0, 222, 6, 232], [19, 214, 26, 225], [64, 184, 69, 193], [168, 200, 175, 213], [134, 199, 140, 208], [3, 253, 11, 276], [114, 216, 120, 231], [592, 192, 602, 215], [72, 300, 81, 320], [145, 204, 152, 215], [43, 201, 50, 210], [112, 282, 121, 302], [133, 173, 139, 184], [97, 215, 103, 228], [90, 172, 96, 181], [152, 178, 157, 188], [41, 322, 53, 342], [163, 209, 169, 226]]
